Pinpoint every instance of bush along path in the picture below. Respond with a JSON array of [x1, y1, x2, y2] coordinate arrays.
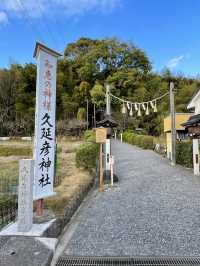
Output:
[[122, 131, 193, 168], [54, 139, 200, 259]]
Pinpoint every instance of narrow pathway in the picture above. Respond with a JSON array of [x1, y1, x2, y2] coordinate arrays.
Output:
[[54, 140, 200, 260]]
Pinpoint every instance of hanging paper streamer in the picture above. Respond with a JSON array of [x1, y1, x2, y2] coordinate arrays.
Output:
[[137, 104, 141, 116], [145, 102, 149, 115], [129, 104, 133, 116], [150, 100, 157, 112], [126, 102, 130, 110], [142, 103, 146, 111], [153, 100, 157, 112], [122, 101, 126, 114], [109, 91, 169, 117], [150, 101, 154, 109]]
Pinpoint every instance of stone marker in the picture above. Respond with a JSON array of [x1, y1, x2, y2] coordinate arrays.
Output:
[[18, 159, 34, 232]]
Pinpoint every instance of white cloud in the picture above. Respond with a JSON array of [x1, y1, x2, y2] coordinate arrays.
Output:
[[0, 0, 121, 19], [0, 11, 8, 25], [167, 55, 185, 69]]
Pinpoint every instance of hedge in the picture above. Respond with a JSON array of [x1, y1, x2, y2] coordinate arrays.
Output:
[[123, 131, 193, 169], [76, 130, 99, 171], [176, 141, 193, 168], [123, 131, 154, 150]]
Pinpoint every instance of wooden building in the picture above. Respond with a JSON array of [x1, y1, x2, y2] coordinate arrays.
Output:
[[164, 113, 192, 159]]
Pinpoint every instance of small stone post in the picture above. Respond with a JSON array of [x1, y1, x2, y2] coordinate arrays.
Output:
[[110, 155, 114, 186], [120, 133, 123, 142], [105, 139, 111, 172], [193, 139, 200, 175], [18, 159, 34, 232]]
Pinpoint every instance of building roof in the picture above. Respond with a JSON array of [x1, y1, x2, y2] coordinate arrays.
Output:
[[33, 42, 62, 58], [97, 115, 118, 128], [182, 114, 200, 127]]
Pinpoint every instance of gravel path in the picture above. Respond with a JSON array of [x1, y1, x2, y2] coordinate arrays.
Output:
[[62, 140, 200, 256]]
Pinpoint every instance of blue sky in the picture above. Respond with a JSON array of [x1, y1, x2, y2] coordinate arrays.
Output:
[[0, 0, 200, 76]]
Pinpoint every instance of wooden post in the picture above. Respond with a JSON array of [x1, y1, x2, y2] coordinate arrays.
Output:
[[99, 143, 104, 191], [36, 198, 44, 216], [86, 99, 89, 130], [170, 82, 176, 166]]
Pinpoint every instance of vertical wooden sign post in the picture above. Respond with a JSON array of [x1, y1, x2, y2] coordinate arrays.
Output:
[[96, 127, 107, 192], [33, 42, 61, 215]]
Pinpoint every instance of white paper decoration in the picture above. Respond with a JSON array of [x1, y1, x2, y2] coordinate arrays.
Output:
[[129, 104, 133, 116], [137, 104, 141, 116], [150, 100, 157, 112], [126, 102, 130, 110], [145, 103, 149, 115], [153, 100, 157, 112], [134, 103, 138, 111], [142, 103, 146, 111], [122, 102, 126, 114]]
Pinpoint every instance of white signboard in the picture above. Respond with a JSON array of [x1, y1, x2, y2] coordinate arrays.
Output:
[[33, 43, 60, 200]]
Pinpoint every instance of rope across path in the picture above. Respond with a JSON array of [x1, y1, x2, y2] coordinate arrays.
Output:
[[58, 140, 200, 257]]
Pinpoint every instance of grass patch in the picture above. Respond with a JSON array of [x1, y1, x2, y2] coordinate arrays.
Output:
[[0, 146, 32, 156], [0, 138, 92, 217]]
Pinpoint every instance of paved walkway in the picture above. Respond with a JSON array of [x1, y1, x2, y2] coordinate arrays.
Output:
[[57, 140, 200, 258]]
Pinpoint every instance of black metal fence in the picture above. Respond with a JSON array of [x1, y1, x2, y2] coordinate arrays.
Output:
[[0, 176, 18, 229]]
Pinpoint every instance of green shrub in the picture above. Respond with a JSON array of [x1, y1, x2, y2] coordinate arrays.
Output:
[[176, 141, 193, 168], [140, 135, 154, 149], [76, 142, 99, 171], [123, 131, 154, 150], [0, 146, 32, 156], [84, 130, 95, 142], [134, 134, 143, 146]]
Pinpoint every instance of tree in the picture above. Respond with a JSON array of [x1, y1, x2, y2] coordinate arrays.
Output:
[[90, 82, 105, 108], [77, 107, 86, 122], [64, 37, 152, 84]]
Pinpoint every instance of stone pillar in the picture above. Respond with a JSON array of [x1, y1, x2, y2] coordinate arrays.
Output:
[[193, 139, 200, 176], [18, 159, 34, 232], [120, 133, 123, 142]]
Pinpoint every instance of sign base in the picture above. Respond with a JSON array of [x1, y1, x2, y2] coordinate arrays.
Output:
[[0, 219, 56, 237]]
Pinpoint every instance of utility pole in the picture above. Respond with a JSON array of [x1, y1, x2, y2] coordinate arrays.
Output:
[[86, 99, 89, 130], [170, 81, 176, 166], [106, 84, 111, 115]]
